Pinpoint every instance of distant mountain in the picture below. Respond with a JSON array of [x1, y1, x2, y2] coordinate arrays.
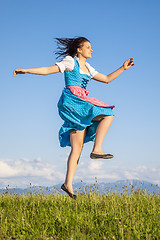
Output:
[[0, 180, 159, 195], [73, 179, 160, 195]]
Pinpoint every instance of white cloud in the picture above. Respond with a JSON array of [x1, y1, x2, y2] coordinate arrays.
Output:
[[123, 170, 139, 180], [88, 160, 104, 171], [75, 159, 160, 185], [0, 156, 160, 188], [0, 158, 64, 188]]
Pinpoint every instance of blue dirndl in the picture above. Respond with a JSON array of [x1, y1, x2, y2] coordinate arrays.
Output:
[[57, 58, 114, 147]]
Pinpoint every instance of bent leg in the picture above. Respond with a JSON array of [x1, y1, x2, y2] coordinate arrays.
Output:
[[92, 115, 114, 154], [64, 128, 86, 194]]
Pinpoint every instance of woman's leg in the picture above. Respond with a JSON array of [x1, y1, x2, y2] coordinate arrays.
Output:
[[64, 128, 86, 194], [92, 115, 114, 154]]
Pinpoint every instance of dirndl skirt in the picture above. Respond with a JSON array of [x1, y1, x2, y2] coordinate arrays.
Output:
[[57, 86, 115, 147]]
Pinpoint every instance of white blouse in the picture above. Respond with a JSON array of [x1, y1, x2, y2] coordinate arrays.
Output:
[[56, 56, 98, 78]]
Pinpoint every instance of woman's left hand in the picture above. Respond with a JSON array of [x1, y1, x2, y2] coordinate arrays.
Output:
[[123, 58, 134, 70]]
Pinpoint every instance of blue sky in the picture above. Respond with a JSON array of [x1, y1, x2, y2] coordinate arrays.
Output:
[[0, 0, 160, 188]]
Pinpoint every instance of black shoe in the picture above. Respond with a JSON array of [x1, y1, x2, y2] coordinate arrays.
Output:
[[90, 152, 114, 159], [61, 184, 77, 200]]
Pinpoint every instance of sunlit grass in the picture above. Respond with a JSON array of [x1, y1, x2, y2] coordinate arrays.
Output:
[[0, 185, 160, 239]]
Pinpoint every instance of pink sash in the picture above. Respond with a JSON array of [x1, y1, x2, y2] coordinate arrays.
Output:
[[66, 86, 115, 109]]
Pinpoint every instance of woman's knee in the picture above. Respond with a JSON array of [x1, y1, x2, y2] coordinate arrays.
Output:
[[92, 114, 114, 122], [71, 142, 83, 154]]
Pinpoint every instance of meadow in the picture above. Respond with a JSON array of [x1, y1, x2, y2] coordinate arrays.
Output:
[[0, 185, 160, 240]]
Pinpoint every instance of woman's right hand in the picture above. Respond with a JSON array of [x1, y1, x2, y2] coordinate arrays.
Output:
[[13, 68, 27, 77]]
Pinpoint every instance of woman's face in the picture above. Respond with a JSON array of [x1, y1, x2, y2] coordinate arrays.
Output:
[[77, 41, 93, 59]]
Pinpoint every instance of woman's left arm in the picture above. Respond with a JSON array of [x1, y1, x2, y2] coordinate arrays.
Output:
[[93, 58, 134, 84]]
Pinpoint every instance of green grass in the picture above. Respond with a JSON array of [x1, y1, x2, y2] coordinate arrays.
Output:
[[0, 187, 160, 240]]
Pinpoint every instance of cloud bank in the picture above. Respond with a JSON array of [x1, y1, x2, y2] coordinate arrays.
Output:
[[0, 157, 159, 188], [0, 157, 64, 188], [76, 160, 160, 186]]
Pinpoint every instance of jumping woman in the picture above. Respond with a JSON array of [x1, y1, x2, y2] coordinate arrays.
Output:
[[13, 37, 134, 200]]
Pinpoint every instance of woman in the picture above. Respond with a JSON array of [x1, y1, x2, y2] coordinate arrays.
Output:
[[13, 37, 134, 199]]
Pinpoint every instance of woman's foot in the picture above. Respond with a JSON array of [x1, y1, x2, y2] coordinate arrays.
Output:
[[61, 183, 77, 200], [63, 183, 74, 194], [90, 151, 114, 159], [92, 150, 107, 155]]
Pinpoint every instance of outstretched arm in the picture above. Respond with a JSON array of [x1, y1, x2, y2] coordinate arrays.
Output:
[[13, 65, 60, 76], [93, 58, 134, 84]]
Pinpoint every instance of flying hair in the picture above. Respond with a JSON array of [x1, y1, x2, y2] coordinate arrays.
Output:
[[54, 37, 90, 59]]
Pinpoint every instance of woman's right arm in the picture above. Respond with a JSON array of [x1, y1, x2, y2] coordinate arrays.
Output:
[[13, 65, 60, 76]]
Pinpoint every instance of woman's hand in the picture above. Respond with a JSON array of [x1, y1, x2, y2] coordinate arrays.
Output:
[[123, 58, 134, 70], [13, 68, 27, 76]]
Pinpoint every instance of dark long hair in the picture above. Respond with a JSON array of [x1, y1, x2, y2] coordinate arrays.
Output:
[[54, 37, 90, 59]]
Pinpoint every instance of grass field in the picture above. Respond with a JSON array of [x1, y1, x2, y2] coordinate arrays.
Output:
[[0, 185, 160, 240]]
